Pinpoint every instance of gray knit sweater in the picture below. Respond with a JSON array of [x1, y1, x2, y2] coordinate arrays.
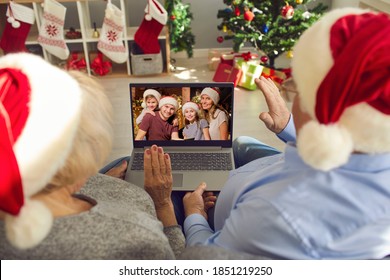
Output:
[[0, 174, 185, 259]]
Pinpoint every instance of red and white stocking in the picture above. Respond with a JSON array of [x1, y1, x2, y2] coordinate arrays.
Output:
[[97, 0, 127, 64], [0, 1, 35, 54], [134, 0, 167, 54], [37, 0, 69, 60]]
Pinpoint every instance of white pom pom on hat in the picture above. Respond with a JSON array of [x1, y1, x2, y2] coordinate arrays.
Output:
[[200, 87, 221, 105], [159, 96, 178, 110], [141, 89, 161, 108], [291, 8, 390, 171], [182, 101, 199, 114], [0, 53, 83, 248]]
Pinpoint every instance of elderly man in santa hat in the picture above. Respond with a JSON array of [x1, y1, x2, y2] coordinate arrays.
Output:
[[144, 8, 390, 259]]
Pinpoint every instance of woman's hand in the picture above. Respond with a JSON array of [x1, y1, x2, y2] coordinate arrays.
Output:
[[256, 76, 291, 134], [144, 145, 177, 226], [104, 160, 128, 179]]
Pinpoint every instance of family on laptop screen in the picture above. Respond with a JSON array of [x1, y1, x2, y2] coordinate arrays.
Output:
[[131, 85, 233, 141]]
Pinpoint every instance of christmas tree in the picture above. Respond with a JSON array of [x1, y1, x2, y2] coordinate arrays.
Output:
[[165, 0, 195, 58], [217, 0, 327, 67]]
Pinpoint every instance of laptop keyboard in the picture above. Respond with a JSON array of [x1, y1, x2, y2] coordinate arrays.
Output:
[[131, 152, 233, 171]]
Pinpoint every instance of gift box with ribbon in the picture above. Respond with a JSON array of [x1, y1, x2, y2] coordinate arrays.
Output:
[[261, 67, 292, 88], [212, 62, 242, 87], [235, 59, 263, 90], [220, 52, 236, 66], [66, 52, 86, 71], [233, 51, 259, 67], [208, 49, 221, 71], [90, 52, 112, 76]]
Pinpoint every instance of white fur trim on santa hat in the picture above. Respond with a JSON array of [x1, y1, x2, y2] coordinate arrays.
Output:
[[182, 102, 199, 114], [159, 96, 178, 110], [297, 120, 353, 171], [291, 8, 367, 118], [201, 87, 220, 105], [5, 199, 52, 249], [144, 0, 167, 25], [0, 53, 83, 198], [141, 89, 161, 108], [340, 103, 390, 153], [0, 53, 82, 249]]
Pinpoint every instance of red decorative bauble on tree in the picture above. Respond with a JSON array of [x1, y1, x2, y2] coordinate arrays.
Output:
[[244, 11, 254, 21], [170, 15, 176, 21], [235, 7, 240, 16], [217, 36, 224, 43], [281, 4, 294, 20], [260, 55, 269, 63]]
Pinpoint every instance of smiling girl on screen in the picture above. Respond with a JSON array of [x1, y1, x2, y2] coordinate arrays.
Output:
[[182, 101, 211, 140]]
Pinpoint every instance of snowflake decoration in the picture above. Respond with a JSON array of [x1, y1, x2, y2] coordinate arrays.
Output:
[[106, 30, 118, 43], [45, 24, 58, 37]]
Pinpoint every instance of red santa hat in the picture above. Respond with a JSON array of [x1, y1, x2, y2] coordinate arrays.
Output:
[[0, 53, 83, 249], [141, 89, 161, 108], [200, 87, 221, 105], [291, 8, 390, 171], [182, 101, 199, 114], [159, 96, 178, 110]]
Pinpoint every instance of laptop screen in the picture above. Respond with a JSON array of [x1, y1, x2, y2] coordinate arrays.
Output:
[[129, 82, 234, 148]]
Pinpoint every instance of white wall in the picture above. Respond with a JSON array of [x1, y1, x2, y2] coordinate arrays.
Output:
[[332, 0, 360, 8]]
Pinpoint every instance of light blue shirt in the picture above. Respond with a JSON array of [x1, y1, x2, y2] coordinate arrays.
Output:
[[184, 117, 390, 259]]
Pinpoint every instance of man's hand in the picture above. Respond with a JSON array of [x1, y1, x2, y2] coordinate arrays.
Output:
[[104, 160, 128, 179], [183, 182, 209, 220], [256, 76, 291, 134], [144, 145, 177, 226]]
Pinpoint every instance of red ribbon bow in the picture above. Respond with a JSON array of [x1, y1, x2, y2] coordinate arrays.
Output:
[[91, 53, 112, 76], [67, 52, 86, 71], [261, 67, 291, 85], [240, 51, 256, 61]]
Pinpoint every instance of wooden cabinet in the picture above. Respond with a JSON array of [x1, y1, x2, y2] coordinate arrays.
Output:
[[0, 0, 170, 76]]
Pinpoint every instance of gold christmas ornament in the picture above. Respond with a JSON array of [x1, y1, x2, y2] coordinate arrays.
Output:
[[286, 50, 294, 58], [223, 25, 227, 32], [296, 0, 304, 4]]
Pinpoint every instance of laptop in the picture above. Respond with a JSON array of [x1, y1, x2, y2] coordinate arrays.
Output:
[[125, 82, 235, 191]]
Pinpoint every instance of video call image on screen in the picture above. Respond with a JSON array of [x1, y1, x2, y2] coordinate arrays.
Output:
[[131, 85, 233, 141]]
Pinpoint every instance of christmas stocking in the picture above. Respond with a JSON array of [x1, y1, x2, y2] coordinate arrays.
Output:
[[0, 1, 35, 54], [97, 0, 127, 64], [37, 0, 69, 60], [134, 0, 167, 54]]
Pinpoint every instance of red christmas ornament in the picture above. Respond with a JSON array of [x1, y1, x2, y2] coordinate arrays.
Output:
[[244, 11, 254, 21], [260, 55, 269, 63], [281, 4, 294, 20], [235, 7, 240, 16], [217, 36, 224, 43], [170, 15, 176, 21]]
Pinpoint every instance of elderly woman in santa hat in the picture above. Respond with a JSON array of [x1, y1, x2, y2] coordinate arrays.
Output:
[[146, 8, 390, 259], [0, 53, 184, 259]]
